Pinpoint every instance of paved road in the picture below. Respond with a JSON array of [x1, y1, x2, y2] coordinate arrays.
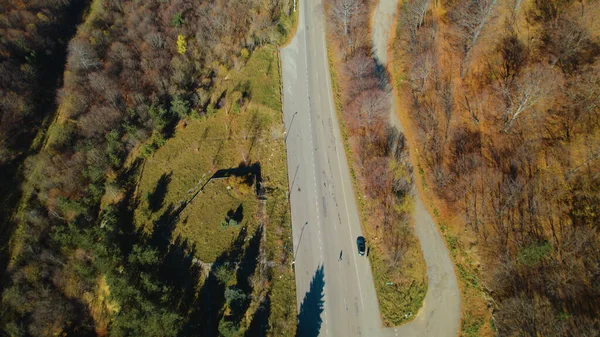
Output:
[[281, 0, 383, 336], [372, 0, 462, 336], [282, 0, 461, 335]]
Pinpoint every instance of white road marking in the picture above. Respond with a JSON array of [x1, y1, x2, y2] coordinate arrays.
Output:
[[317, 13, 367, 312], [300, 16, 333, 337]]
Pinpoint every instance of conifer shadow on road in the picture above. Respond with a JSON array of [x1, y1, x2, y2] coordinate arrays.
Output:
[[296, 265, 325, 337]]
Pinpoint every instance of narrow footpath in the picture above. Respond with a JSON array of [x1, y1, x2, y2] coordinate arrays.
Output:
[[372, 1, 462, 336]]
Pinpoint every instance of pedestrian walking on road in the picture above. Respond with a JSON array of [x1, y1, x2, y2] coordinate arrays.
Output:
[[338, 250, 343, 261]]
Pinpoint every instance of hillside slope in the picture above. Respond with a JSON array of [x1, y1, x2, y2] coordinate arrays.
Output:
[[393, 0, 600, 335], [0, 0, 296, 335]]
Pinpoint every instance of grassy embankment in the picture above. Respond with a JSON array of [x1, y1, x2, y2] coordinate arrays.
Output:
[[325, 15, 427, 330], [132, 46, 296, 336]]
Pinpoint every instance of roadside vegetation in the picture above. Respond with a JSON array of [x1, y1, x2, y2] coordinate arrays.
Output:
[[0, 0, 297, 335], [0, 0, 89, 290], [393, 0, 600, 335], [325, 0, 427, 326]]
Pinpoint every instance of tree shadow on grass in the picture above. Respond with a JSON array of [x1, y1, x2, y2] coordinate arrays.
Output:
[[224, 225, 264, 323], [182, 227, 249, 336], [236, 225, 262, 293], [232, 80, 252, 107], [296, 265, 325, 337], [245, 293, 271, 337], [158, 236, 201, 311], [108, 160, 268, 336], [108, 157, 146, 256], [147, 172, 172, 212], [150, 203, 181, 255], [227, 203, 244, 223], [177, 223, 267, 337], [211, 161, 263, 197], [212, 162, 261, 185]]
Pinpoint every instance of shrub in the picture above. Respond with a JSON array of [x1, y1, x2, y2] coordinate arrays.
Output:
[[141, 143, 157, 158], [148, 105, 172, 131], [224, 286, 248, 312], [170, 95, 190, 117], [214, 264, 234, 285], [518, 242, 553, 266], [171, 12, 184, 28], [218, 319, 239, 337], [206, 104, 218, 115], [177, 35, 187, 54], [231, 102, 241, 114]]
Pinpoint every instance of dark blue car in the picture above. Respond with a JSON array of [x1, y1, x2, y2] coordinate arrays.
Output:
[[357, 236, 366, 256]]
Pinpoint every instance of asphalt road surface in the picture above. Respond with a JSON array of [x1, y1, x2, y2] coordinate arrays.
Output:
[[281, 0, 383, 335], [283, 0, 460, 336]]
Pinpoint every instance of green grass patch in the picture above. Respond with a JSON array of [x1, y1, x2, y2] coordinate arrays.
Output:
[[456, 263, 479, 289], [132, 45, 296, 334], [277, 8, 299, 46], [174, 179, 258, 262], [462, 313, 485, 337], [446, 232, 459, 252], [369, 247, 426, 325], [438, 220, 487, 337], [517, 241, 552, 266], [267, 269, 297, 336], [230, 47, 281, 111]]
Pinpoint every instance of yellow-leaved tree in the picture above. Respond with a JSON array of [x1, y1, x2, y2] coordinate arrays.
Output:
[[177, 34, 186, 54]]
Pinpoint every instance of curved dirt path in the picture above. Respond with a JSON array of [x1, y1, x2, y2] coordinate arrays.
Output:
[[372, 1, 462, 336]]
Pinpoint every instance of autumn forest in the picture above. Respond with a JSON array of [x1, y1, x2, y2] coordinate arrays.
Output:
[[395, 0, 600, 335], [0, 0, 599, 336]]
